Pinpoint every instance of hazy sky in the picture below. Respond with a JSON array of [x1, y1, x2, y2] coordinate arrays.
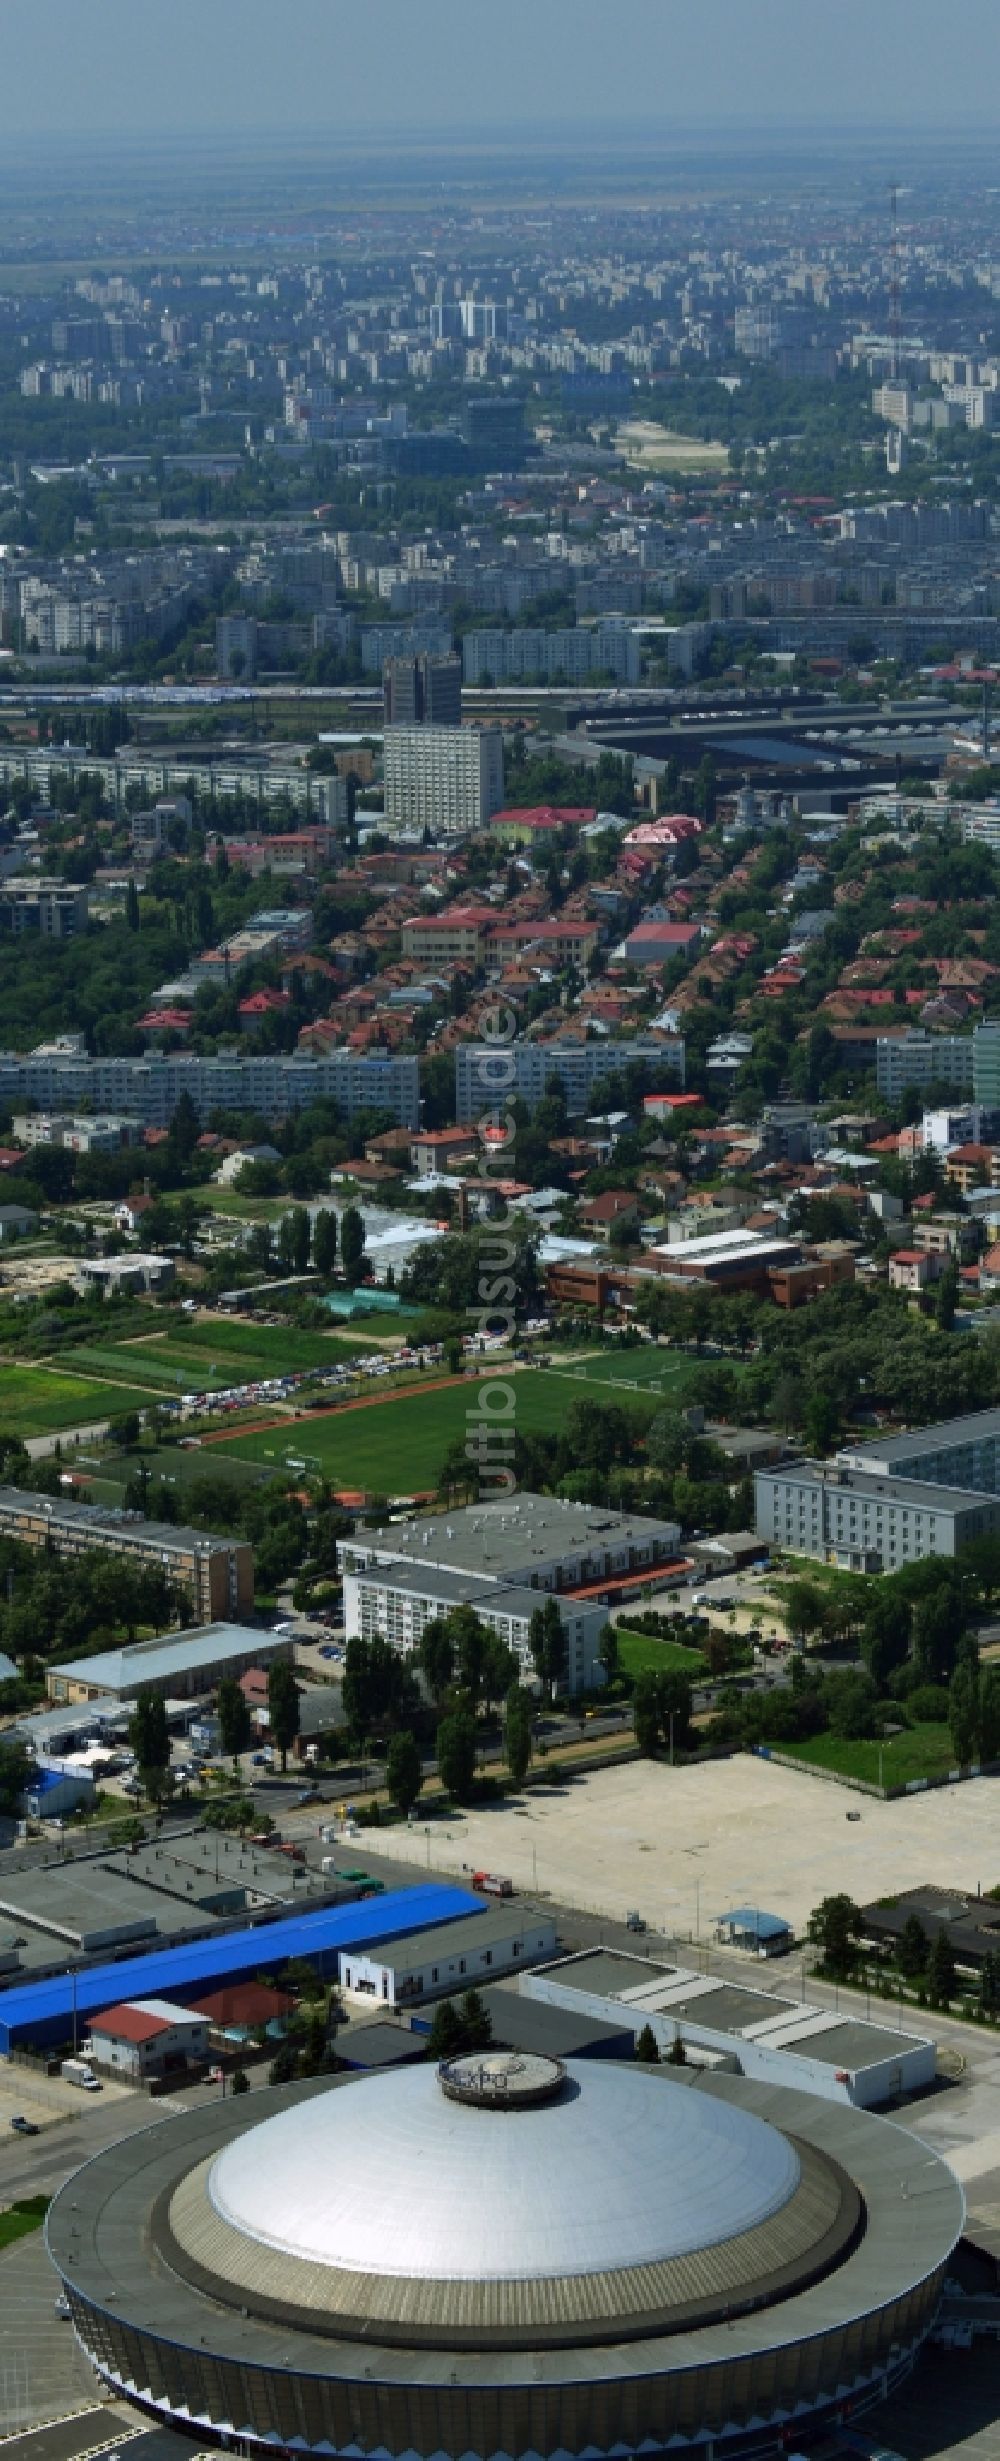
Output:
[[3, 0, 1000, 140]]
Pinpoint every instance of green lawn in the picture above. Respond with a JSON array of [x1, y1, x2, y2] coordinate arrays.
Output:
[[0, 2196, 47, 2252], [763, 1724, 956, 1788], [617, 1630, 707, 1679], [210, 1365, 659, 1494], [0, 1366, 154, 1437]]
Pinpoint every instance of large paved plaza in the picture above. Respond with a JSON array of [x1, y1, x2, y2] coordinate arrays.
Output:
[[387, 1754, 1000, 1938]]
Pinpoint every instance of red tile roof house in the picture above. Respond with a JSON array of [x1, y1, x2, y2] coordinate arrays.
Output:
[[625, 920, 708, 966], [238, 989, 291, 1033], [86, 1999, 210, 2082], [888, 1248, 938, 1294]]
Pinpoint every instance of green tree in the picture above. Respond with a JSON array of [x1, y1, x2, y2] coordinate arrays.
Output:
[[807, 1893, 862, 1979], [267, 1659, 301, 1772], [949, 1650, 980, 1767], [0, 1737, 33, 1817], [436, 1709, 477, 1802], [385, 1728, 423, 1815], [217, 1675, 253, 1769], [427, 1990, 493, 2057], [597, 1620, 620, 1686], [128, 1687, 170, 1795], [635, 2023, 660, 2063], [898, 1913, 928, 1981], [417, 1617, 455, 1705], [935, 1262, 958, 1332], [341, 1205, 366, 1288], [927, 1925, 957, 2007], [633, 1671, 661, 1757], [666, 2033, 687, 2066], [504, 1682, 533, 1788], [860, 1590, 911, 1687], [427, 1997, 464, 2058], [313, 1209, 338, 1277], [529, 1596, 567, 1700], [979, 1664, 1000, 1764], [230, 2067, 250, 2095]]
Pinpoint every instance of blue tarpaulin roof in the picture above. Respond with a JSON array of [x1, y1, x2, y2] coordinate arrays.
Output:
[[0, 1883, 480, 2053], [718, 1907, 791, 1940]]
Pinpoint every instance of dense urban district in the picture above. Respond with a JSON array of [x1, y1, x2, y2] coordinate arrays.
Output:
[[4, 129, 1000, 2461]]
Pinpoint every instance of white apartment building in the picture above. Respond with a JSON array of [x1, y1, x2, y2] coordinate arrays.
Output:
[[383, 724, 504, 837]]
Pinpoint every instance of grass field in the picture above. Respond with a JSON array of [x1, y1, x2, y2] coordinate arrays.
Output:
[[546, 1349, 696, 1399], [63, 1330, 368, 1395], [764, 1725, 956, 1789], [0, 2196, 47, 2252], [0, 1366, 154, 1437], [617, 1630, 707, 1679], [211, 1364, 659, 1492]]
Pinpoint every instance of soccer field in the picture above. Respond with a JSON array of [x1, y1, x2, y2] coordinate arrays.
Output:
[[544, 1349, 696, 1398], [210, 1365, 660, 1492]]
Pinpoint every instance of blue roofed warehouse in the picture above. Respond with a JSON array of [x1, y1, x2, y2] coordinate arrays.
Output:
[[0, 1884, 481, 2054]]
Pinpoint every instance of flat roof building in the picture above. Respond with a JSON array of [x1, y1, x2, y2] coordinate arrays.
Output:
[[754, 1458, 1000, 1572], [342, 1496, 681, 1695], [340, 1909, 558, 2009], [0, 1492, 253, 1625], [46, 1619, 282, 1705]]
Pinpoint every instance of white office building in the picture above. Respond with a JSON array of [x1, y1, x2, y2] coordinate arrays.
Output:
[[342, 1495, 681, 1696], [383, 724, 504, 837]]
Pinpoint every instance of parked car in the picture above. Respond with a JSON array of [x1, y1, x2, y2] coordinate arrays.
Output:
[[10, 2115, 39, 2135]]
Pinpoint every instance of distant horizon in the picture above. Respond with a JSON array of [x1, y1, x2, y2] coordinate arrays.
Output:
[[1, 0, 998, 145]]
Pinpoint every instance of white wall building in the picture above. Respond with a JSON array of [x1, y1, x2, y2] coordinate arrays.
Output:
[[340, 1910, 557, 2009], [383, 724, 504, 836]]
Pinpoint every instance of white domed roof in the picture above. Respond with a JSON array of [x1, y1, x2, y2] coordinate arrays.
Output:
[[208, 2059, 800, 2285]]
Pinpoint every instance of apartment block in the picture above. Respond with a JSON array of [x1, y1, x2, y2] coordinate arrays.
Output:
[[0, 1488, 253, 1622], [455, 1034, 685, 1124], [383, 724, 504, 836]]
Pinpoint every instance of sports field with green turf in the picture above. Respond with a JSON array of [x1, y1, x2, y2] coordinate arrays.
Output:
[[210, 1365, 660, 1492], [543, 1348, 697, 1399], [0, 1366, 154, 1437]]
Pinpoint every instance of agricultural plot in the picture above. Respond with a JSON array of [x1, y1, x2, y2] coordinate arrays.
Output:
[[0, 1366, 153, 1437]]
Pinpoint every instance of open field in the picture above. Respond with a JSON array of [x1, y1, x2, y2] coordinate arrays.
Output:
[[379, 1753, 1000, 1936], [767, 1724, 956, 1789], [211, 1364, 659, 1491], [0, 1365, 153, 1437], [61, 1327, 368, 1395], [617, 1630, 707, 1678], [614, 418, 730, 472]]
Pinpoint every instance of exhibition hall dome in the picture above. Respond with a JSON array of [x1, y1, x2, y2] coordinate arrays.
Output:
[[47, 2050, 965, 2460]]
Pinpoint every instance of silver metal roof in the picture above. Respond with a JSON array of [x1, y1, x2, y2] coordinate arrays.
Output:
[[206, 2060, 801, 2285]]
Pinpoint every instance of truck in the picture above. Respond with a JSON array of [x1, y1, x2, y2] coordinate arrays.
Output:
[[61, 2058, 101, 2091], [472, 1870, 513, 1898]]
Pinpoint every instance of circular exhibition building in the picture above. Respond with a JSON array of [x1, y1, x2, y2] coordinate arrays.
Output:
[[47, 2050, 963, 2460]]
